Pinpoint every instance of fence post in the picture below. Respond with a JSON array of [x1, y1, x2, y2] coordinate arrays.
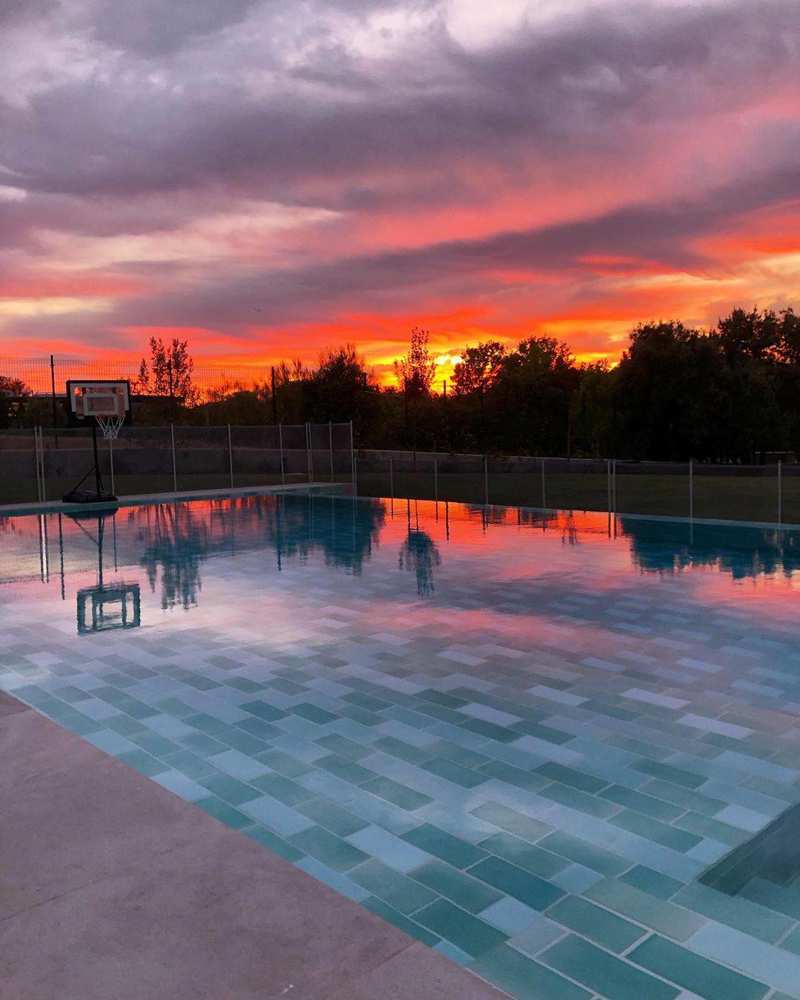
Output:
[[306, 422, 313, 482], [612, 458, 617, 513], [329, 421, 334, 482], [433, 456, 438, 503], [778, 460, 783, 526], [34, 427, 42, 502], [484, 454, 489, 506], [607, 459, 612, 515], [170, 424, 177, 492], [108, 436, 115, 497], [541, 457, 546, 509], [689, 458, 694, 520], [278, 423, 285, 485], [389, 456, 394, 500], [353, 449, 358, 495], [227, 423, 234, 489], [349, 420, 355, 493]]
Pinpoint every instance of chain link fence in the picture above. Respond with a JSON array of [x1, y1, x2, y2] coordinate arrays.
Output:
[[4, 432, 799, 525], [353, 451, 797, 525], [4, 423, 354, 505]]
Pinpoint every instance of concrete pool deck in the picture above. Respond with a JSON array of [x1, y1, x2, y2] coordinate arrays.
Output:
[[0, 692, 504, 1000]]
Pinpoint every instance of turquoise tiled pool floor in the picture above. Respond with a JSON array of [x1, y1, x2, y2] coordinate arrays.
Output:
[[3, 495, 800, 998]]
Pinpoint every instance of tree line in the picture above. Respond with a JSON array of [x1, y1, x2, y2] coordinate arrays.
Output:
[[2, 306, 799, 462]]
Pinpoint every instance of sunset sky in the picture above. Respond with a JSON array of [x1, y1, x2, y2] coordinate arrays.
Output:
[[1, 0, 798, 382]]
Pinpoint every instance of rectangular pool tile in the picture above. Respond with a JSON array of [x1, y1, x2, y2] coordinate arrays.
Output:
[[600, 784, 685, 822], [470, 944, 590, 1000], [639, 778, 726, 817], [349, 858, 437, 914], [414, 898, 508, 958], [478, 832, 567, 879], [240, 699, 287, 722], [195, 795, 252, 830], [198, 773, 262, 805], [477, 760, 551, 792], [630, 934, 768, 1000], [547, 895, 646, 953], [677, 714, 754, 740], [87, 730, 139, 755], [673, 811, 749, 847], [550, 863, 603, 895], [538, 782, 620, 820], [536, 762, 608, 794], [541, 934, 679, 1000], [315, 754, 376, 784], [360, 775, 432, 811], [179, 731, 229, 756], [255, 748, 313, 778], [314, 733, 371, 760], [508, 913, 567, 958], [162, 748, 219, 779], [104, 713, 148, 736], [372, 735, 432, 766], [420, 757, 489, 789], [235, 717, 283, 741], [242, 825, 305, 863], [470, 801, 552, 842], [208, 748, 268, 781], [688, 921, 800, 996], [672, 882, 792, 944], [610, 809, 702, 852], [152, 769, 208, 802], [410, 860, 502, 913], [585, 878, 706, 941], [468, 856, 564, 911], [127, 730, 181, 757], [296, 857, 369, 902], [289, 824, 369, 871], [241, 794, 315, 837], [458, 702, 522, 727], [622, 689, 689, 710], [538, 831, 628, 876], [346, 824, 433, 872], [460, 717, 520, 744], [249, 772, 313, 806], [361, 896, 440, 948], [295, 796, 368, 837], [116, 749, 170, 777], [714, 804, 770, 834], [620, 865, 683, 900], [715, 750, 799, 785], [398, 819, 489, 867], [633, 759, 707, 789], [478, 897, 542, 936]]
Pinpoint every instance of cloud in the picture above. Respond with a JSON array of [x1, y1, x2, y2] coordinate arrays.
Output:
[[0, 0, 799, 363]]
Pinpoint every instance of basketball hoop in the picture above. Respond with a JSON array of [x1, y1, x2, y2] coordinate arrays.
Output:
[[62, 380, 132, 503], [96, 413, 125, 440]]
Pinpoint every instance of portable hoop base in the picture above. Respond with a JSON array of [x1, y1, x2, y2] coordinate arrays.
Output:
[[61, 420, 119, 505]]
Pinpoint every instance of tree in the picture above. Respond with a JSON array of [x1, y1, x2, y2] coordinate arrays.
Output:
[[452, 342, 505, 396], [0, 376, 32, 428], [305, 345, 379, 438], [135, 337, 199, 407], [394, 327, 436, 398]]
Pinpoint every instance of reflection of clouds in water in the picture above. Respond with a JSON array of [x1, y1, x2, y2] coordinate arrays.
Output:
[[399, 529, 441, 596]]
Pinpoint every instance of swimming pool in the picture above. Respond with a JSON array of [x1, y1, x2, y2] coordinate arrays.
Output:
[[3, 493, 800, 999]]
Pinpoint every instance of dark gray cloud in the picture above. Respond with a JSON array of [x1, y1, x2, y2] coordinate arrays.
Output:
[[90, 0, 263, 56]]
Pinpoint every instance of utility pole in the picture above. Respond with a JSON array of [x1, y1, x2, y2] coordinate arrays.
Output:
[[49, 354, 58, 444], [271, 366, 278, 424]]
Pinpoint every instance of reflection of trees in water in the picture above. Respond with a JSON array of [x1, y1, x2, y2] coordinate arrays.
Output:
[[136, 504, 208, 610], [245, 494, 386, 575], [621, 518, 800, 580], [399, 529, 441, 596], [131, 494, 386, 609]]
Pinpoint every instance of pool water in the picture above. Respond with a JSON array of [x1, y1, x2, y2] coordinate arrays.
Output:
[[3, 493, 800, 999]]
